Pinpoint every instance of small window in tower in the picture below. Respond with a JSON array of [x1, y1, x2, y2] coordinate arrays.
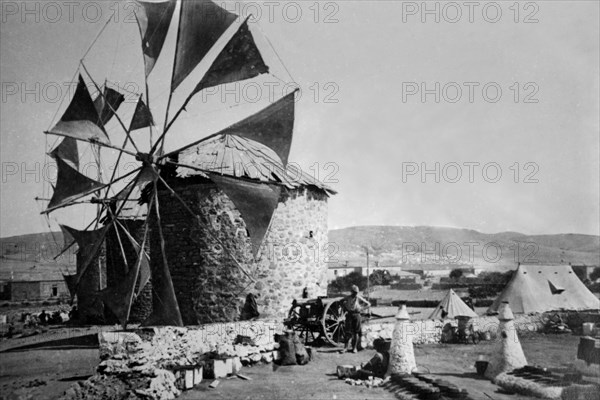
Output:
[[51, 285, 58, 297]]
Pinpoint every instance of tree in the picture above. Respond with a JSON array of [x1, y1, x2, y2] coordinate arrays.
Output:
[[590, 267, 600, 282], [449, 269, 464, 280], [369, 269, 392, 286], [327, 271, 368, 295]]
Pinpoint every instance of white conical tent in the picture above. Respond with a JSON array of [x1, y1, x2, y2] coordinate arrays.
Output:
[[429, 289, 478, 319], [487, 264, 600, 314]]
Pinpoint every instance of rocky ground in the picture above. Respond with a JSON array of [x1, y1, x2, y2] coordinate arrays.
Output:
[[0, 326, 594, 400], [177, 335, 591, 400]]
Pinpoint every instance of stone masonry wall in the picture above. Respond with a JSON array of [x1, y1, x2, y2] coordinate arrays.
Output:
[[151, 177, 329, 325], [362, 314, 545, 348], [252, 188, 329, 318], [151, 181, 253, 325]]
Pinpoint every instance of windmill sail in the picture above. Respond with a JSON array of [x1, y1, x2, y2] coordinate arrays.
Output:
[[192, 18, 269, 95], [47, 75, 109, 144], [171, 0, 237, 92], [60, 225, 108, 287], [39, 0, 323, 328], [134, 0, 177, 76], [99, 223, 150, 327], [45, 156, 104, 213], [174, 91, 296, 165], [49, 137, 79, 170], [118, 223, 151, 297], [129, 96, 155, 131], [93, 86, 125, 125], [63, 273, 77, 300], [208, 174, 280, 256]]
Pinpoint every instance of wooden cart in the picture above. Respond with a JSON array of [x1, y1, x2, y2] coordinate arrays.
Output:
[[283, 296, 348, 346]]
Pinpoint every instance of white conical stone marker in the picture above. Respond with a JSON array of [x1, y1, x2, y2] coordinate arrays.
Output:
[[386, 304, 417, 377], [485, 302, 527, 380]]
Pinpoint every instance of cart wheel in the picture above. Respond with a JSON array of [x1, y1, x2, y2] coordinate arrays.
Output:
[[293, 325, 320, 345], [322, 300, 347, 347], [287, 304, 320, 345]]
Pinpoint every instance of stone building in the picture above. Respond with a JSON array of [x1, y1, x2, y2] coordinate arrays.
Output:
[[2, 278, 69, 302], [150, 135, 335, 325]]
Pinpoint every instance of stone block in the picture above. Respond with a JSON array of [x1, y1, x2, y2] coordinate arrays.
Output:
[[261, 352, 274, 363], [232, 357, 242, 374], [212, 359, 232, 378], [193, 366, 203, 385], [173, 367, 195, 390], [98, 331, 143, 360], [249, 353, 262, 363]]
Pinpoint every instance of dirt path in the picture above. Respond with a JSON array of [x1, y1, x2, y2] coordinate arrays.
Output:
[[0, 327, 104, 399], [0, 328, 586, 400], [179, 350, 530, 400], [0, 348, 98, 399], [180, 335, 583, 400]]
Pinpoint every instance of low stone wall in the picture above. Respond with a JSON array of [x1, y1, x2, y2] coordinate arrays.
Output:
[[66, 320, 285, 399], [362, 314, 545, 347], [99, 320, 284, 363]]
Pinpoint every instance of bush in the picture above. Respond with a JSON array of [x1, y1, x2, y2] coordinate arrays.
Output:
[[586, 281, 600, 293], [391, 299, 439, 308], [327, 271, 368, 294], [449, 269, 464, 279], [369, 269, 393, 286], [468, 285, 505, 299], [590, 267, 600, 282], [391, 283, 423, 290]]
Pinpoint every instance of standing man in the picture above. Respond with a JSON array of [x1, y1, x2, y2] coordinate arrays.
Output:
[[342, 285, 371, 353]]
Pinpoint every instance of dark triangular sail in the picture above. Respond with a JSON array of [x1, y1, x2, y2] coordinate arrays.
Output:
[[46, 156, 104, 213], [172, 0, 237, 92], [134, 0, 176, 76], [93, 86, 125, 125], [99, 224, 150, 327], [192, 18, 269, 95], [208, 174, 280, 256], [178, 92, 296, 166], [129, 96, 155, 131], [49, 137, 79, 170], [142, 187, 183, 327], [118, 223, 151, 297], [47, 75, 109, 144], [59, 223, 76, 254], [61, 225, 108, 288], [63, 273, 77, 300]]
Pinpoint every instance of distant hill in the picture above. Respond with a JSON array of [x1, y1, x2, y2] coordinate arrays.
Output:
[[1, 227, 599, 280], [328, 226, 600, 269]]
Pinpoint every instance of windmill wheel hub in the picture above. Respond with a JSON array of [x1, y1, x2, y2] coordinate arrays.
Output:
[[135, 152, 159, 166]]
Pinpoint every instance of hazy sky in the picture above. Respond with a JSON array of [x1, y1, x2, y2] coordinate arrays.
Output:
[[1, 0, 599, 238]]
